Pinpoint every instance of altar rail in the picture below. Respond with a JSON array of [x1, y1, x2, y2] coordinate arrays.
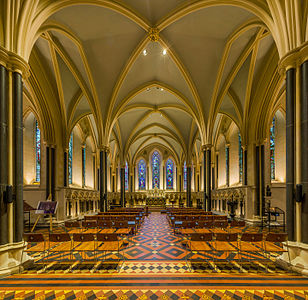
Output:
[[211, 186, 249, 219], [107, 191, 204, 208]]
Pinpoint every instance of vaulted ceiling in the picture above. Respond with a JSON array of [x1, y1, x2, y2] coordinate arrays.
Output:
[[26, 0, 287, 164]]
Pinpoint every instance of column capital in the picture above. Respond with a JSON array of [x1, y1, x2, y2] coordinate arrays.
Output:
[[98, 146, 110, 153], [278, 41, 308, 75], [0, 46, 30, 77], [201, 144, 212, 151]]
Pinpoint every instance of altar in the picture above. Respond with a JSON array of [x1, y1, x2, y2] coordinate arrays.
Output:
[[146, 188, 166, 207]]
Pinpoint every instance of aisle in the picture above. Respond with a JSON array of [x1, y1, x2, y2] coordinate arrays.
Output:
[[123, 212, 188, 260]]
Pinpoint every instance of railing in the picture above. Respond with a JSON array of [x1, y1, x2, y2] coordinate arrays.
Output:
[[107, 191, 204, 208], [211, 186, 247, 218], [65, 187, 99, 218]]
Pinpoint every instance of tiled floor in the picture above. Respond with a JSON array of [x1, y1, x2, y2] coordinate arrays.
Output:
[[1, 213, 307, 300]]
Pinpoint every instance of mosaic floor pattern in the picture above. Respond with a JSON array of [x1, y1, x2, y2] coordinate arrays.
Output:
[[1, 213, 307, 299]]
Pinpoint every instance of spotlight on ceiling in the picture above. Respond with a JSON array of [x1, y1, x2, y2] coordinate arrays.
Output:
[[162, 49, 167, 55], [143, 49, 147, 56]]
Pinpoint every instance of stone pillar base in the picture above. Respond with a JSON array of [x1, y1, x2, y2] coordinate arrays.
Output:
[[0, 241, 28, 277], [276, 241, 308, 276]]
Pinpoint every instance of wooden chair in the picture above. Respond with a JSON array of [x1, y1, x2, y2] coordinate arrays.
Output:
[[82, 221, 98, 233], [96, 233, 123, 270], [23, 233, 46, 266], [48, 233, 72, 262], [72, 233, 96, 261], [64, 221, 81, 234], [213, 215, 228, 221], [188, 232, 214, 270], [213, 233, 238, 268], [194, 220, 213, 234], [211, 220, 229, 233], [97, 220, 115, 234], [239, 233, 264, 270], [229, 220, 246, 233], [114, 221, 132, 235], [179, 221, 196, 235], [263, 233, 289, 260]]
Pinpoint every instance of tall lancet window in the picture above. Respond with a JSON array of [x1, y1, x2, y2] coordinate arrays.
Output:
[[125, 161, 129, 191], [238, 133, 243, 183], [166, 158, 174, 189], [183, 161, 187, 191], [270, 117, 276, 180], [152, 151, 160, 189], [68, 133, 73, 185], [35, 120, 41, 183], [138, 159, 146, 190]]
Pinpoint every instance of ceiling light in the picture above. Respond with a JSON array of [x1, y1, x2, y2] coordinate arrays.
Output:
[[143, 49, 147, 56], [162, 49, 167, 55]]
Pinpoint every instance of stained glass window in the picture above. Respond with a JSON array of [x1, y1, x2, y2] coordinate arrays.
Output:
[[239, 133, 243, 183], [138, 159, 146, 190], [68, 133, 73, 185], [82, 146, 86, 187], [270, 117, 275, 180], [35, 120, 41, 183], [125, 161, 129, 191], [183, 161, 187, 191], [166, 158, 174, 189], [152, 151, 160, 189]]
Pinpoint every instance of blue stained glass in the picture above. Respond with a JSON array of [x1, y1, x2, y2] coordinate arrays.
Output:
[[152, 151, 160, 189], [35, 120, 41, 183], [82, 146, 86, 187], [166, 158, 174, 189], [125, 161, 129, 191], [183, 161, 187, 191], [270, 117, 275, 180], [138, 159, 146, 190], [239, 133, 243, 182], [68, 133, 73, 185]]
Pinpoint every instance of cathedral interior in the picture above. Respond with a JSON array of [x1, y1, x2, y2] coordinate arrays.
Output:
[[0, 0, 308, 299]]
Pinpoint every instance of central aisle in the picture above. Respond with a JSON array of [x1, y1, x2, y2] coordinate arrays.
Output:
[[123, 212, 188, 261]]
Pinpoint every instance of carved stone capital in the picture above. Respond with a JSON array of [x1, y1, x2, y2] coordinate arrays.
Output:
[[0, 46, 30, 77], [278, 41, 308, 75]]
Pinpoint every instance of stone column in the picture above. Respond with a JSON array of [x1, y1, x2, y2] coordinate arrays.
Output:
[[286, 68, 295, 241], [0, 65, 8, 245], [243, 146, 248, 185], [50, 146, 56, 201], [203, 149, 206, 210], [99, 148, 108, 212], [63, 150, 68, 187], [226, 144, 230, 187], [186, 165, 191, 207], [46, 145, 50, 199], [13, 71, 23, 242], [255, 144, 260, 216], [81, 144, 85, 188], [206, 146, 212, 211], [120, 167, 125, 207], [301, 60, 308, 243]]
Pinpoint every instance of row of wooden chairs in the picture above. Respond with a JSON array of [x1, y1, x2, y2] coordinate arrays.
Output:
[[23, 232, 125, 267], [170, 215, 227, 222], [188, 232, 289, 271], [64, 220, 134, 235], [178, 220, 245, 234]]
